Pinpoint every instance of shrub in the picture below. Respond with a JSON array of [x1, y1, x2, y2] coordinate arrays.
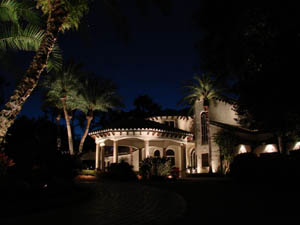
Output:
[[139, 157, 172, 180], [0, 153, 15, 177], [229, 153, 259, 181], [99, 160, 137, 182]]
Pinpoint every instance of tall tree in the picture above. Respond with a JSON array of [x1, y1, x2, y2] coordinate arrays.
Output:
[[42, 60, 83, 155], [182, 74, 223, 173], [194, 1, 300, 154], [133, 94, 162, 118], [0, 0, 88, 145], [0, 0, 173, 146], [76, 75, 122, 153]]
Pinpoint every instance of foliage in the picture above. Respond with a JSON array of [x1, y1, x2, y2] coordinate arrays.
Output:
[[214, 129, 238, 162], [36, 0, 89, 32], [0, 0, 62, 72], [181, 74, 224, 113], [229, 152, 259, 181], [133, 94, 162, 117], [214, 129, 239, 174], [41, 60, 84, 111], [3, 116, 81, 184], [76, 74, 122, 115], [99, 161, 137, 182], [76, 74, 122, 152], [0, 0, 40, 24], [0, 152, 14, 177], [229, 152, 300, 184], [139, 157, 172, 179], [194, 1, 300, 152]]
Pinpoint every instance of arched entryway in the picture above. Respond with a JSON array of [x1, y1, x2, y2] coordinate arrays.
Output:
[[154, 150, 161, 158], [166, 149, 175, 166], [190, 149, 197, 172]]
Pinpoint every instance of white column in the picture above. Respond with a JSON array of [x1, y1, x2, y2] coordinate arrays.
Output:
[[95, 143, 100, 170], [144, 140, 150, 158], [180, 143, 187, 177], [113, 140, 118, 163], [129, 147, 133, 165], [138, 148, 142, 162], [100, 144, 105, 171], [163, 147, 167, 157]]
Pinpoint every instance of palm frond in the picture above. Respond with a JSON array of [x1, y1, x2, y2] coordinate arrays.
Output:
[[18, 1, 41, 25], [0, 24, 44, 51], [0, 0, 41, 25], [76, 75, 122, 115], [37, 0, 89, 32], [46, 43, 62, 72], [0, 0, 19, 23], [181, 73, 224, 109]]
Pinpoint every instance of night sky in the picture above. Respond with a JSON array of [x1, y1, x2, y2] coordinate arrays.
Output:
[[20, 1, 202, 118]]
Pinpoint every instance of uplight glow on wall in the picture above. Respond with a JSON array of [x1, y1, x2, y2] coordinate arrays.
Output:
[[293, 142, 300, 150], [238, 145, 247, 154], [265, 144, 277, 153]]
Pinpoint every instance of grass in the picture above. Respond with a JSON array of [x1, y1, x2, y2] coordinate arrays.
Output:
[[79, 169, 97, 176]]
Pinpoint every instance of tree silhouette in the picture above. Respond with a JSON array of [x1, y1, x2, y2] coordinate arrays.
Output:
[[194, 1, 300, 153]]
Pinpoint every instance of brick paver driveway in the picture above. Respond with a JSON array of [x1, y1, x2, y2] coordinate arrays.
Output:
[[1, 181, 186, 225]]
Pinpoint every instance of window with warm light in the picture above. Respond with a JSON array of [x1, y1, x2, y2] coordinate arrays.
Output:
[[190, 149, 197, 169]]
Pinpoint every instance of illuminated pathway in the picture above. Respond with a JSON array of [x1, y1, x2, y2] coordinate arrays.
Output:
[[1, 182, 186, 225]]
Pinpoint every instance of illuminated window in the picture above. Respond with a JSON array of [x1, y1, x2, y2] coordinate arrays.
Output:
[[154, 150, 161, 158], [201, 113, 208, 145], [190, 149, 197, 169], [166, 149, 175, 166]]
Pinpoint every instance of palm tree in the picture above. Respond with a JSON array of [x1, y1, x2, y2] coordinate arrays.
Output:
[[0, 0, 171, 145], [0, 0, 88, 145], [183, 74, 222, 173], [0, 0, 62, 71], [76, 75, 122, 153], [42, 61, 83, 155]]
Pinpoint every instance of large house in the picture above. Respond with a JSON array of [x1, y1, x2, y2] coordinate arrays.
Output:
[[87, 99, 300, 175]]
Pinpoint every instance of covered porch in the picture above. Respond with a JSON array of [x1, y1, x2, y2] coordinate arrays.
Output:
[[89, 126, 193, 175]]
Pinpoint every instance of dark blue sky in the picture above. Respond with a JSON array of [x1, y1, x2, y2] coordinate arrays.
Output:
[[20, 1, 202, 118]]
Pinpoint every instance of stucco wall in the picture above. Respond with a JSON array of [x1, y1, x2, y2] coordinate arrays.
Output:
[[148, 116, 193, 132], [253, 144, 278, 155], [209, 100, 238, 126]]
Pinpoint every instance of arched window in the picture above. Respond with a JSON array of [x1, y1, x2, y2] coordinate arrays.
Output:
[[166, 149, 175, 166], [154, 150, 161, 158], [190, 149, 197, 170], [201, 112, 208, 145]]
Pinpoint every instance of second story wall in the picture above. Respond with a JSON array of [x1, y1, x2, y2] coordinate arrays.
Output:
[[208, 100, 238, 126], [148, 116, 194, 132]]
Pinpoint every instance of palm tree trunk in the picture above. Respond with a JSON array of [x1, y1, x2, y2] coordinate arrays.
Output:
[[78, 115, 93, 153], [61, 98, 74, 155], [0, 0, 67, 145], [204, 105, 213, 173], [56, 113, 61, 151]]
